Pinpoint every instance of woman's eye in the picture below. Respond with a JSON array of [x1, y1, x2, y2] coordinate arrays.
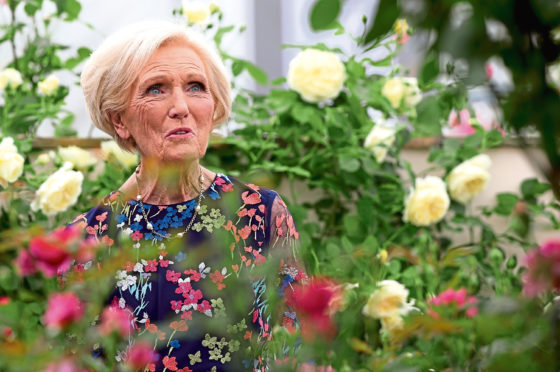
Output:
[[189, 83, 204, 92], [147, 84, 162, 95]]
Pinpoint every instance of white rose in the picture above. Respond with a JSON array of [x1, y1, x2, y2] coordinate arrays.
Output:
[[182, 0, 211, 24], [447, 154, 491, 204], [287, 48, 346, 103], [31, 162, 83, 216], [0, 137, 24, 188], [403, 176, 450, 226], [364, 124, 396, 163], [36, 153, 51, 165], [0, 68, 23, 89], [363, 280, 415, 319], [38, 75, 59, 95], [100, 140, 138, 169], [58, 146, 97, 170], [382, 77, 421, 110]]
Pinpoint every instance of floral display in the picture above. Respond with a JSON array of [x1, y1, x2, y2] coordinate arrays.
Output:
[[447, 154, 491, 203], [31, 162, 84, 216], [287, 48, 346, 103], [403, 176, 450, 226], [0, 137, 24, 187]]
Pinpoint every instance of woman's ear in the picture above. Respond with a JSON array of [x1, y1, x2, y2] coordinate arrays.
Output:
[[110, 112, 131, 140]]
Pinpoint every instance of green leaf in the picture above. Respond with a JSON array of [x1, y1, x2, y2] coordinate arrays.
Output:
[[494, 193, 519, 216], [420, 52, 440, 86], [363, 0, 400, 45], [214, 25, 235, 46], [521, 178, 550, 200], [343, 215, 362, 238], [310, 0, 341, 31], [339, 157, 360, 173], [415, 96, 442, 136], [244, 62, 268, 85]]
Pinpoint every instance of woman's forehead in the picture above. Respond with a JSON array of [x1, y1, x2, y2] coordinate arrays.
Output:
[[140, 41, 207, 78]]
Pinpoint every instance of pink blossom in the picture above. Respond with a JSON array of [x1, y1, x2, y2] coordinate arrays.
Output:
[[14, 249, 37, 276], [42, 359, 82, 372], [98, 306, 132, 337], [0, 296, 9, 305], [485, 62, 494, 79], [428, 287, 478, 319], [43, 292, 84, 330], [125, 341, 158, 370], [29, 226, 81, 277], [445, 109, 475, 137], [523, 240, 560, 297]]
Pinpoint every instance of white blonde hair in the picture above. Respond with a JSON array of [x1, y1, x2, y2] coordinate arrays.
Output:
[[81, 20, 231, 151]]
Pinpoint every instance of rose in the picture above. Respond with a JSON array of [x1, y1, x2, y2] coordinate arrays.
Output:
[[403, 176, 450, 226], [447, 154, 491, 203], [42, 359, 83, 372], [100, 140, 138, 169], [364, 124, 396, 163], [380, 315, 404, 337], [0, 68, 23, 89], [13, 249, 37, 276], [58, 146, 97, 170], [36, 153, 51, 165], [43, 292, 84, 330], [362, 280, 415, 319], [125, 341, 158, 370], [31, 162, 84, 216], [28, 226, 80, 277], [381, 77, 421, 110], [99, 306, 132, 337], [522, 240, 560, 297], [427, 288, 479, 319], [287, 49, 346, 103], [0, 137, 24, 187], [182, 0, 211, 24], [38, 75, 59, 95]]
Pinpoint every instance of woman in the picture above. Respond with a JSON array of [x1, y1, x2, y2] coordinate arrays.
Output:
[[73, 21, 303, 371]]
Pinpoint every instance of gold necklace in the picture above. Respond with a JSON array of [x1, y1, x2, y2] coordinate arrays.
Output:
[[134, 166, 205, 239]]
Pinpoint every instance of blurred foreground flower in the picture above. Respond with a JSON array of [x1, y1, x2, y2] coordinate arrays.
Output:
[[58, 146, 97, 170], [447, 154, 491, 204], [42, 358, 83, 372], [381, 77, 421, 111], [444, 108, 506, 138], [31, 162, 84, 216], [182, 0, 211, 24], [364, 124, 396, 163], [43, 292, 84, 331], [523, 240, 560, 297], [287, 49, 346, 103], [0, 68, 22, 89], [38, 75, 59, 95], [0, 137, 24, 188], [285, 277, 343, 340], [403, 176, 450, 226], [125, 341, 158, 370], [100, 140, 138, 169], [427, 288, 478, 319], [99, 306, 133, 337], [394, 19, 409, 44]]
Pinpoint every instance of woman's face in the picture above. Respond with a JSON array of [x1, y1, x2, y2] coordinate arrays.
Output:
[[113, 40, 215, 164]]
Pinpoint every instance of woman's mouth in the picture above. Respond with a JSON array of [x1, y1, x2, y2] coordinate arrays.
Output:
[[166, 127, 194, 139]]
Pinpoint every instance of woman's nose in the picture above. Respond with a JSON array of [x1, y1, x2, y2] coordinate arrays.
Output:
[[168, 89, 189, 119]]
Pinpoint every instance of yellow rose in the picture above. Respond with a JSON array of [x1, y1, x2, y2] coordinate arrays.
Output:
[[364, 124, 396, 163], [38, 75, 59, 95], [382, 77, 421, 110], [403, 176, 450, 226], [287, 48, 346, 103], [31, 162, 83, 216], [447, 154, 491, 203], [58, 146, 97, 170], [363, 280, 415, 319], [182, 0, 211, 24], [209, 2, 219, 13], [0, 137, 24, 188], [0, 68, 23, 89], [36, 153, 51, 165], [100, 140, 138, 169]]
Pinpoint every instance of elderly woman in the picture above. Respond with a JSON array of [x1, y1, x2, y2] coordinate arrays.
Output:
[[74, 21, 302, 371]]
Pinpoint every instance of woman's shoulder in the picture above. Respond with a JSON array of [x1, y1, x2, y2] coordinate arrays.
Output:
[[69, 191, 122, 229]]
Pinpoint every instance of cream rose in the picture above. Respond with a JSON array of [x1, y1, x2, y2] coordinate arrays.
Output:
[[363, 280, 415, 319], [381, 77, 421, 110], [100, 140, 138, 169], [36, 153, 51, 165], [403, 176, 450, 226], [364, 124, 396, 163], [380, 314, 404, 335], [182, 0, 211, 24], [38, 75, 60, 95], [447, 154, 491, 203], [58, 146, 97, 170], [0, 68, 23, 89], [31, 162, 83, 216], [287, 48, 346, 103], [0, 137, 24, 187]]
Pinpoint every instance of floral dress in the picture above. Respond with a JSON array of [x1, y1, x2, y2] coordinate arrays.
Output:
[[71, 174, 304, 372]]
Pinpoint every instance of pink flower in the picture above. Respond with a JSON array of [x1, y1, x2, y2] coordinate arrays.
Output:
[[43, 292, 84, 330], [445, 109, 475, 137], [125, 342, 158, 370], [42, 359, 82, 372], [427, 287, 478, 319], [29, 226, 81, 277], [98, 306, 132, 337], [0, 296, 10, 305], [485, 62, 494, 79], [522, 240, 560, 297], [14, 249, 37, 276]]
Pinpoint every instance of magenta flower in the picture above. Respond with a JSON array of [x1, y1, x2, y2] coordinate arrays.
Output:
[[42, 359, 82, 372], [125, 341, 158, 370], [13, 249, 37, 276], [427, 287, 478, 319], [98, 306, 132, 337], [43, 292, 84, 330], [29, 226, 81, 277], [522, 240, 560, 297]]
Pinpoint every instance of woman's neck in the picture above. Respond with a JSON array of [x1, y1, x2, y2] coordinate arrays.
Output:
[[132, 157, 214, 205]]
